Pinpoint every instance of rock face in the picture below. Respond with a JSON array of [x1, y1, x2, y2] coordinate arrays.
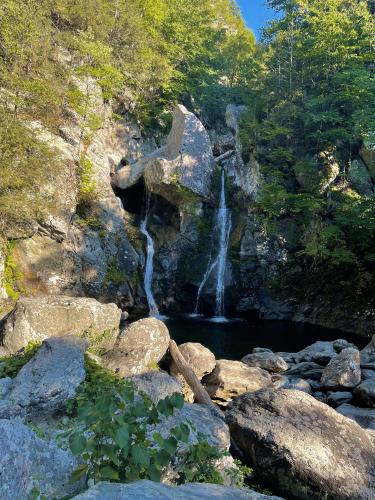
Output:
[[241, 352, 288, 373], [2, 295, 121, 354], [0, 418, 80, 499], [271, 375, 311, 393], [203, 359, 271, 403], [102, 318, 170, 377], [336, 403, 375, 431], [320, 348, 361, 389], [72, 480, 281, 499], [327, 391, 353, 407], [1, 336, 86, 420], [129, 371, 182, 404], [115, 104, 215, 202], [361, 334, 375, 365], [226, 389, 375, 500], [354, 379, 375, 408], [285, 362, 323, 380]]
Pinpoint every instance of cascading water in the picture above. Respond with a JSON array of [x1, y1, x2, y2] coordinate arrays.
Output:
[[194, 169, 232, 318], [140, 194, 159, 316]]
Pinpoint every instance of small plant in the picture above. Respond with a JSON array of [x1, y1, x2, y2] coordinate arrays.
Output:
[[79, 328, 115, 356], [66, 359, 226, 485], [3, 242, 25, 301], [77, 155, 98, 206], [0, 341, 41, 378], [105, 256, 126, 285]]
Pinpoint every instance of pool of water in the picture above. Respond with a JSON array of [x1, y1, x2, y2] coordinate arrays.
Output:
[[165, 316, 368, 360]]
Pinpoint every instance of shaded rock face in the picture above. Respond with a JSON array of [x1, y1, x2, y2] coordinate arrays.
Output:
[[293, 339, 356, 365], [72, 479, 281, 499], [336, 403, 375, 431], [0, 336, 86, 420], [285, 362, 323, 381], [203, 359, 272, 404], [2, 295, 121, 354], [128, 371, 182, 404], [0, 418, 81, 500], [361, 334, 375, 365], [320, 348, 361, 389], [241, 352, 288, 373], [354, 379, 375, 408], [226, 389, 375, 500], [102, 318, 170, 377]]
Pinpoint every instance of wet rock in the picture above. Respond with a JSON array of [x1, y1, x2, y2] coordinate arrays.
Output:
[[320, 348, 361, 389], [72, 480, 281, 499], [0, 418, 81, 499], [2, 295, 121, 354], [354, 379, 375, 408], [226, 389, 375, 500], [170, 342, 215, 402], [272, 374, 311, 393], [102, 318, 170, 377], [203, 360, 271, 404], [336, 403, 375, 431], [1, 337, 85, 420], [294, 339, 356, 365], [128, 371, 182, 404], [241, 352, 288, 373], [149, 403, 230, 451], [285, 362, 323, 380], [327, 391, 353, 407]]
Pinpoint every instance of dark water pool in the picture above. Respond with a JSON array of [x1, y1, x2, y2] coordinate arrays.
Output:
[[165, 316, 368, 360]]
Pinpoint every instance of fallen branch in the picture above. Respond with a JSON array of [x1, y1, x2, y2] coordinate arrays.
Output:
[[169, 339, 224, 419]]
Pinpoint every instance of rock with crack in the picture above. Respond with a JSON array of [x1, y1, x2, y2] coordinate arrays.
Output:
[[2, 295, 121, 354], [113, 104, 215, 205], [72, 480, 283, 499], [320, 348, 361, 389], [0, 336, 86, 420], [102, 318, 170, 377], [0, 418, 82, 499], [203, 359, 272, 404], [226, 389, 375, 500], [169, 342, 216, 402]]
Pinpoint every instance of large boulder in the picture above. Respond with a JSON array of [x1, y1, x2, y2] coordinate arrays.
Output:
[[2, 295, 121, 354], [354, 379, 375, 408], [348, 158, 374, 197], [320, 348, 361, 389], [203, 360, 271, 404], [72, 480, 282, 499], [102, 318, 170, 377], [170, 342, 216, 402], [0, 418, 81, 499], [293, 339, 356, 365], [241, 351, 288, 373], [336, 403, 375, 431], [1, 336, 86, 420], [128, 371, 182, 404], [226, 389, 375, 500], [114, 104, 215, 204]]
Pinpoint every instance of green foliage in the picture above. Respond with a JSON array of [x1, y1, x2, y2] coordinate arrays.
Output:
[[3, 241, 24, 301], [66, 358, 226, 485], [0, 341, 41, 378], [79, 329, 116, 356], [105, 256, 126, 285], [77, 156, 98, 206]]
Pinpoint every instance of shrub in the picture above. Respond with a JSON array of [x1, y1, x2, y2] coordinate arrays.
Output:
[[0, 342, 41, 378]]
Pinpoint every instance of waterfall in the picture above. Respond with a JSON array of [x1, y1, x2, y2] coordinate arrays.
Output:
[[194, 169, 232, 317], [140, 194, 159, 316]]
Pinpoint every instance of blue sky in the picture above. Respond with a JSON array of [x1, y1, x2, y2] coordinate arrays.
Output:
[[236, 0, 276, 38]]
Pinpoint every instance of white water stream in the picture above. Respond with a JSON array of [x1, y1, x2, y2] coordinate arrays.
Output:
[[140, 195, 159, 316], [194, 169, 232, 318]]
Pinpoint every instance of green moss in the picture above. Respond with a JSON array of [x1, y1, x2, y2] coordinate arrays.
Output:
[[0, 341, 41, 378], [105, 256, 126, 285], [76, 215, 104, 231], [77, 155, 98, 206], [3, 242, 25, 302], [79, 328, 116, 356]]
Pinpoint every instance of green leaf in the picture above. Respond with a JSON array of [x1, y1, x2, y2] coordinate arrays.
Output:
[[169, 393, 184, 409], [115, 426, 129, 448], [70, 464, 88, 483], [131, 444, 150, 467], [69, 433, 87, 455], [99, 465, 120, 481], [148, 464, 161, 482]]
